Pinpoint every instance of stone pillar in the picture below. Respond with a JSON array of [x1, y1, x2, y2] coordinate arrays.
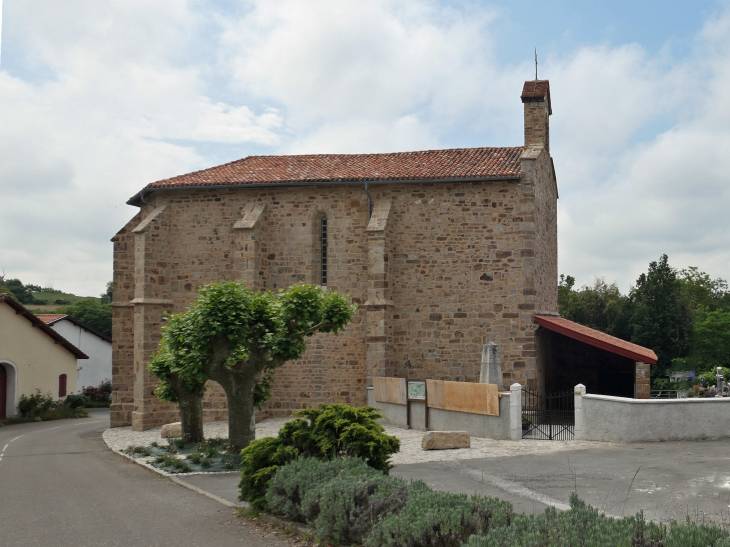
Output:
[[130, 206, 176, 431], [574, 383, 586, 440], [509, 382, 523, 441], [110, 212, 142, 427], [480, 342, 503, 389], [364, 199, 394, 385], [716, 367, 725, 397], [233, 202, 267, 291], [635, 362, 650, 399]]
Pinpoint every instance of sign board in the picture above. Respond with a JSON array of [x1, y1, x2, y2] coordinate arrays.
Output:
[[407, 381, 426, 400]]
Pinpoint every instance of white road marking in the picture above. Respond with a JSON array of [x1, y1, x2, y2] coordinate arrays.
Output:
[[464, 467, 572, 511], [0, 419, 104, 469], [463, 467, 620, 518]]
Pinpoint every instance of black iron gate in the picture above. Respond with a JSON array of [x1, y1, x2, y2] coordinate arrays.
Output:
[[522, 389, 574, 440]]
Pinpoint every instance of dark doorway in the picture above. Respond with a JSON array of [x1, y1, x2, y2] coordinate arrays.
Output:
[[538, 327, 636, 397], [0, 365, 6, 419]]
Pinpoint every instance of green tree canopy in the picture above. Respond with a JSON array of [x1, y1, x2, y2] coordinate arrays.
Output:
[[59, 299, 112, 338], [154, 282, 356, 452]]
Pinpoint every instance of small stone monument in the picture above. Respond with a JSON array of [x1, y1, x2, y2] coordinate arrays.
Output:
[[480, 342, 503, 390], [716, 367, 725, 398]]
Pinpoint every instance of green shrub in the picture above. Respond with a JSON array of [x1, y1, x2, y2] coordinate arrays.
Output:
[[464, 493, 729, 547], [365, 487, 512, 547], [301, 463, 411, 544], [187, 452, 202, 464], [153, 454, 192, 473], [125, 445, 152, 457], [239, 404, 400, 509], [266, 457, 376, 521], [239, 437, 299, 509], [40, 406, 89, 420], [64, 393, 89, 409], [195, 437, 228, 451], [279, 404, 400, 472], [18, 389, 58, 417], [267, 457, 414, 545]]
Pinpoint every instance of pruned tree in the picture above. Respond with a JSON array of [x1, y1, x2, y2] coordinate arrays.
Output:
[[148, 335, 208, 443], [157, 282, 356, 453]]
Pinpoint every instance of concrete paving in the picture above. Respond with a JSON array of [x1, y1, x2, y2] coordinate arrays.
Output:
[[392, 439, 730, 527], [0, 409, 297, 547]]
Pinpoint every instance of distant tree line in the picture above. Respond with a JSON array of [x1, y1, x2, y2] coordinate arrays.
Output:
[[559, 254, 730, 387], [0, 275, 112, 338]]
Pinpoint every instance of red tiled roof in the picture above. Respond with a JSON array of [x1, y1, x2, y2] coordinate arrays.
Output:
[[0, 295, 88, 359], [129, 147, 524, 203], [36, 314, 68, 324], [534, 315, 657, 364], [521, 80, 552, 115]]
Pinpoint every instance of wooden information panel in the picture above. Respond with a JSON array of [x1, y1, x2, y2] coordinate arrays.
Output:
[[373, 377, 407, 405], [426, 380, 499, 416]]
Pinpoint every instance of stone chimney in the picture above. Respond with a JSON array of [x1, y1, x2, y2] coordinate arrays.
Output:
[[521, 80, 552, 153]]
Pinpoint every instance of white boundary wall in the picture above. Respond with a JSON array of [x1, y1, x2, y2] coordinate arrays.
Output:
[[574, 384, 730, 442]]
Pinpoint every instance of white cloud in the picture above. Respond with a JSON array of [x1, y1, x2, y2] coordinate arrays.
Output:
[[2, 0, 730, 298]]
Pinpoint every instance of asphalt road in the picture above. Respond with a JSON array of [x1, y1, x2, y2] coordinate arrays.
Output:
[[0, 409, 293, 547], [393, 439, 730, 527]]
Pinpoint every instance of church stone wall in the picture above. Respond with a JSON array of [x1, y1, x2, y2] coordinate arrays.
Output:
[[112, 160, 558, 429]]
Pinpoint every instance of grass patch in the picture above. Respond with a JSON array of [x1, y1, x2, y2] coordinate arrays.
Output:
[[153, 454, 192, 473], [124, 445, 152, 457]]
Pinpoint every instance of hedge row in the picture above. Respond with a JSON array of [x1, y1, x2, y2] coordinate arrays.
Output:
[[264, 457, 730, 547]]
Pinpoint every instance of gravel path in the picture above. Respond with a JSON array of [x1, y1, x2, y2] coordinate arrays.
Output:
[[103, 418, 610, 466]]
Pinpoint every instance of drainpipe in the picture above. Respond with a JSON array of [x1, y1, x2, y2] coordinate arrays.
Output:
[[139, 190, 156, 210]]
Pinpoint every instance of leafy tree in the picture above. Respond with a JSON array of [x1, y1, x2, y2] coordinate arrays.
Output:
[[59, 299, 112, 337], [630, 255, 689, 380], [687, 308, 730, 371], [157, 282, 356, 453], [148, 338, 208, 443], [100, 281, 113, 305], [678, 267, 729, 317], [558, 275, 633, 340], [2, 278, 37, 304]]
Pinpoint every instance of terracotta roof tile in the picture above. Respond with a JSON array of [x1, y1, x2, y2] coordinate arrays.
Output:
[[535, 315, 657, 364], [135, 147, 524, 197], [36, 314, 68, 324]]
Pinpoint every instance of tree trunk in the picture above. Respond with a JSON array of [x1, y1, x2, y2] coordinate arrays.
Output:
[[169, 373, 205, 444], [218, 372, 259, 454], [177, 389, 205, 444]]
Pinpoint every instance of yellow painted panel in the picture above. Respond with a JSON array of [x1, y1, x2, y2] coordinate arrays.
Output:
[[373, 377, 406, 405], [427, 380, 499, 416]]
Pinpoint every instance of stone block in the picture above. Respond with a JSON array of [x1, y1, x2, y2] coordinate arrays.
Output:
[[421, 431, 471, 450], [161, 422, 182, 438]]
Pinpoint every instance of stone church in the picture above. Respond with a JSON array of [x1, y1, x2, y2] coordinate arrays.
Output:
[[111, 79, 655, 431]]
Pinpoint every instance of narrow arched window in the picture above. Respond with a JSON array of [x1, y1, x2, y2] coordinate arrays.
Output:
[[59, 374, 67, 397], [320, 216, 328, 286]]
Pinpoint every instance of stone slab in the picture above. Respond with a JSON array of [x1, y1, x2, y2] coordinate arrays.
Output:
[[422, 431, 470, 450], [161, 422, 182, 438]]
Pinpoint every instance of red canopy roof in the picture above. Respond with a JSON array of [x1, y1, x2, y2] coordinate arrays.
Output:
[[534, 315, 657, 364]]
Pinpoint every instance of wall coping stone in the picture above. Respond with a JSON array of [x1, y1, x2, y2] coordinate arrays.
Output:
[[583, 393, 730, 404]]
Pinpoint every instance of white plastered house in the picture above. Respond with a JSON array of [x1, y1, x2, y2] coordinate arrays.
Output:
[[37, 314, 112, 391], [0, 294, 87, 418]]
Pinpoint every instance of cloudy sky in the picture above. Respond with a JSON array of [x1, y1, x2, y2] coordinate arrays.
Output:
[[0, 0, 729, 296]]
